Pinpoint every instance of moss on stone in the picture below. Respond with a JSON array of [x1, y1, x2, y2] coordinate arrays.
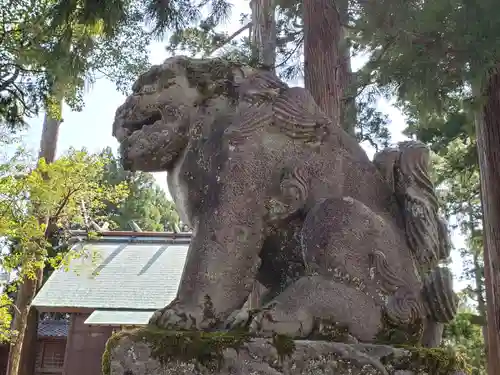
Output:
[[102, 329, 127, 375], [375, 312, 424, 346], [370, 311, 470, 374], [382, 345, 471, 375], [182, 58, 246, 108], [102, 326, 470, 375], [271, 333, 296, 361], [102, 326, 252, 374]]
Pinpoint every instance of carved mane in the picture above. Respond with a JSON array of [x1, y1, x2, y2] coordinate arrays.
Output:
[[374, 141, 447, 271], [224, 72, 332, 146], [395, 141, 444, 271], [374, 141, 459, 331]]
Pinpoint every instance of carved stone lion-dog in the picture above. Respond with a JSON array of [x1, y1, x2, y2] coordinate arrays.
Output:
[[112, 56, 458, 345]]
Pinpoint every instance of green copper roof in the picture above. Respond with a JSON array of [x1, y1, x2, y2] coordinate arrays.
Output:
[[32, 235, 190, 310]]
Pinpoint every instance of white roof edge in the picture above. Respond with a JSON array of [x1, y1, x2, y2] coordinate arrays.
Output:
[[84, 310, 155, 326]]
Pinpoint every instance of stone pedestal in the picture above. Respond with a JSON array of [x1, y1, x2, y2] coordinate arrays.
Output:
[[103, 328, 468, 375]]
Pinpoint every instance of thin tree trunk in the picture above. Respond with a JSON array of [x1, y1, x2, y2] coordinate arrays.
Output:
[[473, 245, 487, 320], [38, 113, 62, 163], [474, 250, 489, 347], [245, 0, 277, 311], [5, 282, 33, 375], [250, 0, 277, 71], [469, 205, 487, 319], [336, 0, 356, 135], [473, 243, 487, 320], [7, 108, 62, 375], [303, 0, 355, 135], [470, 205, 489, 347], [474, 68, 500, 374]]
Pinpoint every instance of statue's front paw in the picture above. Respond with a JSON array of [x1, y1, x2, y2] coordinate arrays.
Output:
[[149, 302, 208, 330]]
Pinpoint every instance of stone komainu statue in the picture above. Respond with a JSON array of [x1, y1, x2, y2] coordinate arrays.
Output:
[[112, 56, 458, 346]]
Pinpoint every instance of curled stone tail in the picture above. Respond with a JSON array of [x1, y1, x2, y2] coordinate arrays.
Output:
[[421, 267, 459, 323], [386, 287, 424, 325]]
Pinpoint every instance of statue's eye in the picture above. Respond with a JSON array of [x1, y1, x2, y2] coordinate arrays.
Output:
[[142, 85, 157, 94], [163, 106, 180, 120], [162, 79, 176, 89]]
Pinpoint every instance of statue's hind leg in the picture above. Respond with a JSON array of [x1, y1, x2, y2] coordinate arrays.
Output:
[[249, 196, 413, 342], [249, 275, 382, 342]]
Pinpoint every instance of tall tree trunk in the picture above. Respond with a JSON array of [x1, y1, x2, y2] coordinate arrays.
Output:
[[38, 113, 62, 163], [250, 0, 277, 71], [341, 28, 357, 135], [7, 107, 62, 375], [245, 0, 277, 310], [303, 0, 355, 135], [474, 68, 500, 374]]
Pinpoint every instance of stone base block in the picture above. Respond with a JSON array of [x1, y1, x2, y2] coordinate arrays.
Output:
[[103, 327, 468, 375]]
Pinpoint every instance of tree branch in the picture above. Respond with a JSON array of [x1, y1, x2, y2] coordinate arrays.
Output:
[[206, 21, 252, 56], [47, 188, 80, 235], [0, 67, 20, 92], [275, 35, 304, 69], [344, 38, 396, 102]]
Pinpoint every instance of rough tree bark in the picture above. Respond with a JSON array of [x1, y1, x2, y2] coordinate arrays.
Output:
[[38, 113, 62, 164], [7, 107, 63, 375], [303, 0, 356, 135], [250, 0, 277, 71], [474, 67, 500, 374], [246, 0, 277, 309]]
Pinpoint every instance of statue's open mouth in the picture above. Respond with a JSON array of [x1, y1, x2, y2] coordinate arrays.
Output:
[[116, 104, 188, 173], [122, 110, 163, 134]]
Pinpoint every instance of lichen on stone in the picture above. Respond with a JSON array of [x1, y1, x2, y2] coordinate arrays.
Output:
[[375, 311, 424, 346], [105, 331, 471, 375], [102, 326, 252, 374], [382, 346, 471, 375], [183, 58, 241, 103], [373, 314, 472, 374], [311, 317, 354, 343]]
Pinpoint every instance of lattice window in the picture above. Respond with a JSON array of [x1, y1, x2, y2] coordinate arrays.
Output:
[[35, 340, 66, 373], [42, 342, 65, 368]]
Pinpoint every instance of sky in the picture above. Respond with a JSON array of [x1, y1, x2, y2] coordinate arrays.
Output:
[[8, 0, 468, 291]]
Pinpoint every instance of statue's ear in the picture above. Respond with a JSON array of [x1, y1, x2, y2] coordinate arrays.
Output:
[[266, 166, 309, 222], [373, 147, 400, 192]]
